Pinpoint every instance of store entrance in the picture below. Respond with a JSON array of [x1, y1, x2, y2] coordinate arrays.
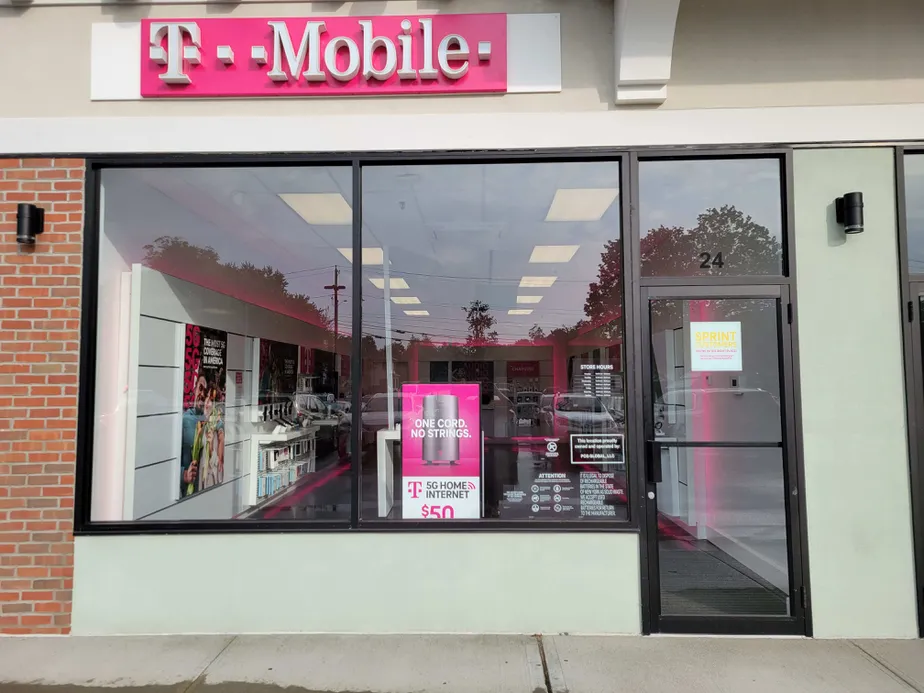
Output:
[[641, 285, 807, 634]]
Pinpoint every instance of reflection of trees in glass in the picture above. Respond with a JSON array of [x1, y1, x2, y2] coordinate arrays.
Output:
[[528, 324, 546, 342], [641, 205, 781, 276], [143, 236, 331, 328], [463, 299, 498, 345], [584, 239, 623, 326], [584, 206, 779, 332]]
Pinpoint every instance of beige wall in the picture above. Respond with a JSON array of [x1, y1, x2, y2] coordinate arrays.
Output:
[[0, 0, 614, 118], [669, 0, 924, 109], [3, 0, 924, 117], [793, 148, 918, 638]]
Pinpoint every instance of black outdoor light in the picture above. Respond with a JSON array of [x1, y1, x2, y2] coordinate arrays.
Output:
[[16, 203, 45, 245], [835, 192, 864, 234]]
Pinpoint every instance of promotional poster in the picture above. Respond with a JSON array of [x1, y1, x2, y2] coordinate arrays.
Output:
[[258, 339, 298, 405], [180, 324, 227, 498], [690, 321, 742, 371], [401, 383, 481, 519]]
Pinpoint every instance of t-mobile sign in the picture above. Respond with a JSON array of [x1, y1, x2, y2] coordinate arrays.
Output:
[[401, 383, 481, 519], [141, 14, 507, 98]]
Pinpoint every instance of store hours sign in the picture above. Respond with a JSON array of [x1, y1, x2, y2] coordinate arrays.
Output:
[[141, 14, 507, 98]]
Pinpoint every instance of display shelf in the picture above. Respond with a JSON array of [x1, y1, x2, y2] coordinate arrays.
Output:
[[245, 425, 318, 507], [252, 426, 318, 444], [237, 472, 305, 518]]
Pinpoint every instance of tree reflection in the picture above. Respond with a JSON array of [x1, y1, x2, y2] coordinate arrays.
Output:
[[142, 236, 331, 328]]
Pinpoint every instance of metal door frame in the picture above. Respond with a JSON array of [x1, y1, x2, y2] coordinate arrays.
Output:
[[640, 283, 808, 635], [905, 282, 924, 635]]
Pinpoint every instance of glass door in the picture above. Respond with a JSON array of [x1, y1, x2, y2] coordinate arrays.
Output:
[[642, 285, 806, 634]]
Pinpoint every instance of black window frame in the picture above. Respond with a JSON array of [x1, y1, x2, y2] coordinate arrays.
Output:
[[896, 146, 924, 637], [72, 147, 798, 537]]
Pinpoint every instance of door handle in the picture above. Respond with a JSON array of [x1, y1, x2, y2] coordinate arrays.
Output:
[[646, 439, 663, 484]]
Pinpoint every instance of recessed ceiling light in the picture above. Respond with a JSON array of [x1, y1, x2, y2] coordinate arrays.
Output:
[[404, 310, 429, 316], [519, 276, 557, 288], [545, 188, 619, 222], [280, 193, 353, 225], [529, 245, 580, 263], [391, 296, 421, 304], [338, 247, 384, 265], [517, 295, 543, 304], [508, 309, 534, 315], [370, 277, 409, 290]]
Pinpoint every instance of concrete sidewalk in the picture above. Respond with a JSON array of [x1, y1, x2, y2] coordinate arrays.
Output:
[[0, 635, 923, 693]]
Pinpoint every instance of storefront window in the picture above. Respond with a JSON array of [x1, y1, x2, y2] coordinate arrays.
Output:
[[91, 166, 353, 522], [905, 154, 924, 275], [359, 162, 628, 522], [639, 158, 784, 277]]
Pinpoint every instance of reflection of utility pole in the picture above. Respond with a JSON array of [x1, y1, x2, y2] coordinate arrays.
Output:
[[325, 266, 347, 383]]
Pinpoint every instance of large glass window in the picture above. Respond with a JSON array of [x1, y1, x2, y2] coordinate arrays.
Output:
[[358, 161, 628, 522], [906, 154, 924, 274], [91, 166, 354, 522], [639, 158, 785, 277]]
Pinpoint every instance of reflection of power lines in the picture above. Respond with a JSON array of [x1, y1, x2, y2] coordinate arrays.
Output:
[[281, 265, 338, 278], [362, 269, 593, 284], [363, 300, 599, 314]]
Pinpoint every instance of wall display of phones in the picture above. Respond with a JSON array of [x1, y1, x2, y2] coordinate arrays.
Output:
[[254, 432, 317, 502]]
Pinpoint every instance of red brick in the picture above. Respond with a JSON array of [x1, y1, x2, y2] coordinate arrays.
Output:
[[21, 615, 53, 626], [0, 158, 81, 635]]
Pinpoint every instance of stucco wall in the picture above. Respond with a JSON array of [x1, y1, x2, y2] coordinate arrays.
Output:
[[668, 0, 924, 109], [793, 148, 918, 638], [72, 533, 642, 634]]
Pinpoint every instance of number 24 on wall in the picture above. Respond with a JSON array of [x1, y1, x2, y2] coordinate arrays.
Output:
[[699, 251, 725, 269]]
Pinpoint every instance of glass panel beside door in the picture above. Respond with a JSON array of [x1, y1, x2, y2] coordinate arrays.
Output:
[[643, 288, 802, 633]]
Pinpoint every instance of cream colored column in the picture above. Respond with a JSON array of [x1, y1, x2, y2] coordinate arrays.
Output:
[[793, 148, 917, 638]]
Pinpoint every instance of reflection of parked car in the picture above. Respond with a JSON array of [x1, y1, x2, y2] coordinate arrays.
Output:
[[296, 394, 340, 454], [360, 393, 402, 447], [540, 393, 621, 439]]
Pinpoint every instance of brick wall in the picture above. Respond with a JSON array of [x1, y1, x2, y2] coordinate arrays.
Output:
[[0, 158, 84, 634]]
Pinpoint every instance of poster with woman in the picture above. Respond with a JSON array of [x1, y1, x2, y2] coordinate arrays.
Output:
[[180, 324, 227, 498]]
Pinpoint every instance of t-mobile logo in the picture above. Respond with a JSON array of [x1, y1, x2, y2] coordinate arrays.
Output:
[[408, 481, 423, 499]]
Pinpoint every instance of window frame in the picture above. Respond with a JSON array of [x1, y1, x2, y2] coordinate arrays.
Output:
[[74, 147, 793, 535], [896, 147, 924, 636]]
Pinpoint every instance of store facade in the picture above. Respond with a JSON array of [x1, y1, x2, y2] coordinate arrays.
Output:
[[0, 0, 922, 637]]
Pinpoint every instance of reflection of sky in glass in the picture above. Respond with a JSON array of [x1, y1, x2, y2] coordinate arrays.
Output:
[[905, 155, 924, 274], [639, 159, 783, 239], [362, 162, 622, 343], [100, 162, 625, 344], [101, 167, 357, 323]]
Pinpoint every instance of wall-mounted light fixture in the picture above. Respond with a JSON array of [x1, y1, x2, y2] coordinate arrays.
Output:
[[835, 192, 864, 235], [16, 203, 45, 245]]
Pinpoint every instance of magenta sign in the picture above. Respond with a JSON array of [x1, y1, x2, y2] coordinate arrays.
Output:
[[141, 14, 507, 99], [401, 383, 481, 519]]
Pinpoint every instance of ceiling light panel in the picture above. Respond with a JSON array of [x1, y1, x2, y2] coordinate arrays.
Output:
[[404, 310, 430, 316], [391, 296, 422, 304], [519, 276, 557, 288], [280, 193, 353, 225], [529, 245, 580, 263], [338, 247, 384, 265], [370, 278, 410, 290], [545, 188, 620, 222], [508, 309, 534, 315], [517, 295, 543, 304]]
